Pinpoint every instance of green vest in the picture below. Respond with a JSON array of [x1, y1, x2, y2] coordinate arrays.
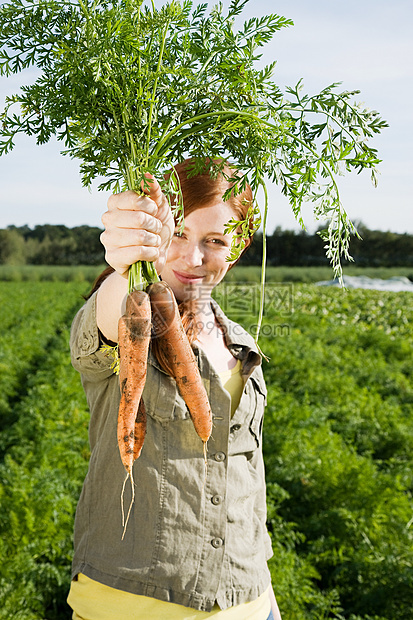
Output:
[[70, 292, 272, 613]]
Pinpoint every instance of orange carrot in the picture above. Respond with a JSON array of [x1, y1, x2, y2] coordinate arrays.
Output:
[[133, 398, 147, 461], [147, 281, 212, 444], [117, 289, 151, 475], [117, 289, 151, 537]]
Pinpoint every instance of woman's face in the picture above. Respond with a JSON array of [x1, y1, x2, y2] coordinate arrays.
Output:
[[161, 201, 236, 303]]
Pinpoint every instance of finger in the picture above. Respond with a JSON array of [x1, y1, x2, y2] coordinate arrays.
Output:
[[107, 190, 158, 215], [104, 246, 160, 274], [100, 227, 161, 250], [102, 209, 162, 234]]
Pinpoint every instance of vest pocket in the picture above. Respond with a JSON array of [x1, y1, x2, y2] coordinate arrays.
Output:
[[142, 362, 191, 423]]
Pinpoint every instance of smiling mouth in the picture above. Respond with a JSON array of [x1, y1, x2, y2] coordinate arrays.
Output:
[[173, 270, 204, 284]]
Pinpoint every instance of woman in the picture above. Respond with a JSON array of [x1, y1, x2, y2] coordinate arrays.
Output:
[[67, 160, 282, 619]]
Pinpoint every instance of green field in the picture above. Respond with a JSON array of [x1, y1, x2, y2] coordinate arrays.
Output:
[[0, 264, 104, 282], [0, 280, 412, 619], [1, 263, 412, 284]]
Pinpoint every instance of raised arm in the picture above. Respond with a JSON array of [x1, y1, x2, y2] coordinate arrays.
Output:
[[97, 176, 174, 342]]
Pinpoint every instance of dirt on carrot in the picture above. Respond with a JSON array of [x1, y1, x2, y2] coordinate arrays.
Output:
[[133, 398, 147, 462], [147, 280, 212, 444]]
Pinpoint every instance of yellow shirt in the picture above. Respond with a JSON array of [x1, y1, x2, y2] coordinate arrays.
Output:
[[69, 573, 270, 619], [218, 358, 244, 417], [68, 361, 271, 620]]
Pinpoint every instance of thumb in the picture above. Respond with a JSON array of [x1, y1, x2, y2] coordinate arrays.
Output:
[[141, 173, 166, 210]]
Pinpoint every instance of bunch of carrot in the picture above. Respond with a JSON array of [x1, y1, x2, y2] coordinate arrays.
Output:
[[117, 281, 212, 537]]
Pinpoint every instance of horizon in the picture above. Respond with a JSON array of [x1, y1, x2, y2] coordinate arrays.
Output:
[[2, 220, 412, 237]]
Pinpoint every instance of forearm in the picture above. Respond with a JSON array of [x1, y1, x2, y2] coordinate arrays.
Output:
[[96, 270, 129, 343]]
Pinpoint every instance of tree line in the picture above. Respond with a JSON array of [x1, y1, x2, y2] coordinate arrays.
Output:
[[240, 223, 413, 268], [0, 224, 104, 266], [1, 223, 412, 267]]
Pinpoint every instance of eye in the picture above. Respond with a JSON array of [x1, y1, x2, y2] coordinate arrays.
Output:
[[208, 237, 226, 246], [173, 230, 185, 238]]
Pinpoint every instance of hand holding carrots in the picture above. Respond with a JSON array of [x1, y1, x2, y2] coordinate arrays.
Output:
[[100, 175, 174, 278]]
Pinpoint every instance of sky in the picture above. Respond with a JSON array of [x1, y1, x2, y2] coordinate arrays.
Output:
[[0, 0, 412, 234]]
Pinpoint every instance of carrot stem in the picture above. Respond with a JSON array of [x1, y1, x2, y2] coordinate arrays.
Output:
[[128, 260, 159, 293]]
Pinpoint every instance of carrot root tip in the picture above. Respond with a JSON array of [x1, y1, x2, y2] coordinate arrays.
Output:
[[201, 440, 209, 492], [121, 470, 135, 540]]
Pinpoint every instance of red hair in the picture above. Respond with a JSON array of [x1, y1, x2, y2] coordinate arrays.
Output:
[[170, 158, 255, 268]]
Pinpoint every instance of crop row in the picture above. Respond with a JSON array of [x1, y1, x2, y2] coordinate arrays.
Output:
[[0, 282, 88, 440], [0, 318, 90, 619]]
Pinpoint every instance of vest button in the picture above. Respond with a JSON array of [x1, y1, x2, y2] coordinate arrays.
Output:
[[214, 452, 226, 462], [211, 495, 223, 505], [211, 537, 224, 548]]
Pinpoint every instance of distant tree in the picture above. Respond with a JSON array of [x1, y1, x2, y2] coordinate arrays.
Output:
[[71, 226, 105, 265], [0, 228, 26, 264], [240, 224, 413, 268], [30, 234, 77, 265], [6, 224, 105, 265], [24, 224, 69, 243], [344, 223, 413, 267]]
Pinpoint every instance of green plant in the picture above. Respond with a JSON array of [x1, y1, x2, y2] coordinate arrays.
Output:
[[1, 282, 412, 618], [0, 0, 386, 337], [0, 327, 90, 620]]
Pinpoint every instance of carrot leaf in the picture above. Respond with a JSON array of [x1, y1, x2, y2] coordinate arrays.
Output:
[[0, 0, 388, 335]]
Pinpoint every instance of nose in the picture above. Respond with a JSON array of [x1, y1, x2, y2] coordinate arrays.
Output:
[[182, 241, 204, 268]]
